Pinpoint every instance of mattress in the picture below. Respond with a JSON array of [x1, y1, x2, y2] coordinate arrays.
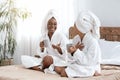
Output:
[[0, 65, 120, 80]]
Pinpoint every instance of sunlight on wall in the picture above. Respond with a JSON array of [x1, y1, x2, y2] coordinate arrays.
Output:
[[16, 0, 42, 39], [16, 0, 75, 39]]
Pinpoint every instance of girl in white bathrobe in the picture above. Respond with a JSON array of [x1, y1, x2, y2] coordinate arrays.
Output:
[[21, 10, 68, 72], [54, 10, 102, 78]]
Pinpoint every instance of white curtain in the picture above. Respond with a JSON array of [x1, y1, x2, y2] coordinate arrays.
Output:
[[14, 0, 75, 64]]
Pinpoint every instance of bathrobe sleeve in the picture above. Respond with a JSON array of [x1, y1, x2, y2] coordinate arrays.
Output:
[[36, 35, 48, 58], [52, 32, 69, 60], [60, 34, 68, 54], [73, 40, 101, 66]]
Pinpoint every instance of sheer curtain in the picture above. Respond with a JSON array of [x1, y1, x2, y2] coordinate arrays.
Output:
[[14, 0, 75, 64]]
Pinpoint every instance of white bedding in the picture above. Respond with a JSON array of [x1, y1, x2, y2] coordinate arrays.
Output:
[[101, 58, 120, 65], [99, 39, 120, 65]]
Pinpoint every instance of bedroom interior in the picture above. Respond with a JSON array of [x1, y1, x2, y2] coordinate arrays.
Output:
[[0, 0, 120, 80]]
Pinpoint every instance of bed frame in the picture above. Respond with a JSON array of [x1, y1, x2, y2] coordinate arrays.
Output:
[[69, 26, 120, 41]]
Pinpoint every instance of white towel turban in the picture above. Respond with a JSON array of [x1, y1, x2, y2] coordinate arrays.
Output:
[[75, 10, 101, 39], [41, 9, 59, 36]]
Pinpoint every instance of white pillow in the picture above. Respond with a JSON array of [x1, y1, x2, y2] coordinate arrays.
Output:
[[101, 58, 120, 65], [99, 39, 120, 65]]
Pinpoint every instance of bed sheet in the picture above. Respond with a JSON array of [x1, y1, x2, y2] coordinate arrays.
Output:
[[0, 65, 120, 80]]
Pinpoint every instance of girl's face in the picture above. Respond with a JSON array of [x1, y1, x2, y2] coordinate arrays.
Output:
[[47, 17, 57, 33], [74, 23, 85, 40]]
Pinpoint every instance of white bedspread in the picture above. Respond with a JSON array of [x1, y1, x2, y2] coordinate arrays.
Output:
[[99, 39, 120, 65]]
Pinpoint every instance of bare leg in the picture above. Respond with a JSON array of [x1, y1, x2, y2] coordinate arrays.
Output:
[[54, 66, 67, 77], [30, 55, 53, 72], [54, 66, 66, 74]]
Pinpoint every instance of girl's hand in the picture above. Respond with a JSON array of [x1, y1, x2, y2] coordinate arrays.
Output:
[[68, 46, 77, 55], [40, 41, 44, 48], [52, 43, 60, 49], [75, 42, 84, 51], [52, 43, 62, 54], [39, 41, 44, 52]]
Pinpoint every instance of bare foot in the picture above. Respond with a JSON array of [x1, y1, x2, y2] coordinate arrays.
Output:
[[94, 71, 113, 76], [94, 71, 102, 76], [103, 73, 113, 76]]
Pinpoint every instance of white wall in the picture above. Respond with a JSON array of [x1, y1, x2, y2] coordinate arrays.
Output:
[[77, 0, 120, 26]]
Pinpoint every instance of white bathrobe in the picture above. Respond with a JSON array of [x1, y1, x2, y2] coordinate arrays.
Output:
[[21, 31, 68, 69], [37, 31, 68, 66], [65, 32, 101, 78]]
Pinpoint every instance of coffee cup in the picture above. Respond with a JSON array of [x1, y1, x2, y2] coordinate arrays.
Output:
[[43, 39, 49, 47], [66, 43, 73, 52]]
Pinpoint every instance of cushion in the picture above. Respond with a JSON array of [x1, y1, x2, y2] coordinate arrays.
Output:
[[99, 39, 120, 65]]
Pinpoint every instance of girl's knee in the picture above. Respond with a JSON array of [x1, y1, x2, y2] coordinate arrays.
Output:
[[42, 55, 53, 69]]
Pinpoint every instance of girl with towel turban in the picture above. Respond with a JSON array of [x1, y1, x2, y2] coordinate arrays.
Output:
[[55, 10, 102, 78], [21, 9, 68, 72]]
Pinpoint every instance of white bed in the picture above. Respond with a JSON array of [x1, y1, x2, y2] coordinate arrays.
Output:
[[0, 26, 120, 80]]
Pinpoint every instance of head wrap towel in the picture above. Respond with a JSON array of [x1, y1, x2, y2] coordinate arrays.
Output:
[[75, 10, 101, 39], [41, 9, 59, 36]]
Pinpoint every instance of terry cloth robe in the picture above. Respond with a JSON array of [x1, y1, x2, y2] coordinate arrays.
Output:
[[21, 9, 68, 69], [21, 31, 68, 69], [37, 31, 68, 67], [65, 32, 101, 78]]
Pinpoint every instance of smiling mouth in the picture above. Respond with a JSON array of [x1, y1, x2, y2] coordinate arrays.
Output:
[[50, 27, 56, 30], [49, 28, 55, 32]]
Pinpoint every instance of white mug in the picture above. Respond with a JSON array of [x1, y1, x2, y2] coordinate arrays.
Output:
[[66, 43, 73, 52], [43, 39, 49, 47]]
